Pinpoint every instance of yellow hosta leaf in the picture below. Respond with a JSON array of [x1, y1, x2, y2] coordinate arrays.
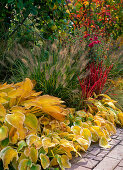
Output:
[[105, 102, 116, 109], [61, 155, 71, 168], [18, 159, 32, 170], [42, 137, 59, 149], [29, 147, 38, 164], [81, 122, 90, 128], [9, 127, 19, 144], [71, 125, 82, 135], [26, 135, 42, 149], [103, 129, 111, 141], [5, 112, 25, 129], [99, 136, 111, 149], [0, 103, 6, 118], [106, 121, 116, 134], [0, 97, 8, 104], [91, 126, 105, 138], [50, 157, 58, 167], [0, 126, 8, 141], [81, 128, 92, 143], [24, 113, 38, 130], [117, 112, 123, 125], [74, 137, 89, 151], [0, 147, 18, 169], [40, 153, 50, 169]]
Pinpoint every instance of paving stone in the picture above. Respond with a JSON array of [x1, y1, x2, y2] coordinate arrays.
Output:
[[109, 139, 120, 145], [114, 166, 123, 170], [93, 156, 103, 161], [107, 144, 123, 160], [89, 148, 100, 156], [85, 153, 96, 159], [111, 135, 118, 139], [75, 158, 98, 169], [119, 141, 123, 145], [93, 156, 120, 170], [118, 159, 123, 167], [66, 164, 91, 170], [87, 146, 94, 152], [97, 150, 109, 158], [116, 136, 123, 140]]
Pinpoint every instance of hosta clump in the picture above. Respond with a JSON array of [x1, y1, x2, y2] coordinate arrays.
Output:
[[0, 78, 123, 170]]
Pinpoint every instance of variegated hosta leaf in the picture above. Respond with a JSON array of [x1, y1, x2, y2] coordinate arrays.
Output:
[[17, 140, 27, 151], [0, 126, 8, 141], [71, 125, 82, 135], [74, 137, 89, 151], [91, 126, 105, 138], [117, 112, 123, 126], [29, 147, 38, 164], [42, 137, 59, 149], [9, 127, 19, 144], [30, 163, 41, 170], [40, 153, 50, 169], [24, 113, 38, 130], [0, 103, 6, 121], [18, 159, 32, 170], [50, 157, 59, 167], [105, 121, 116, 134], [99, 136, 111, 149], [90, 128, 99, 142], [5, 112, 25, 129], [81, 128, 92, 143], [26, 135, 42, 149], [0, 147, 18, 169], [55, 154, 71, 170]]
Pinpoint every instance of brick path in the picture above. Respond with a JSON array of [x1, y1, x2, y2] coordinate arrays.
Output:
[[67, 128, 123, 170]]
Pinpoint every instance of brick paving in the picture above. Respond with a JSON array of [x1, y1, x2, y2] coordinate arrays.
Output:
[[67, 128, 123, 170]]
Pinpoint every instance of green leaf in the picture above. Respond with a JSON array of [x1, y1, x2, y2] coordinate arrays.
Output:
[[17, 140, 27, 151]]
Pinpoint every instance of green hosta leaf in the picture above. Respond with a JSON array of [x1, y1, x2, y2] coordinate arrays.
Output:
[[0, 126, 8, 141], [29, 147, 38, 164], [24, 113, 38, 130], [17, 140, 27, 151], [40, 153, 50, 169], [1, 138, 9, 147], [18, 159, 32, 170], [30, 163, 41, 170]]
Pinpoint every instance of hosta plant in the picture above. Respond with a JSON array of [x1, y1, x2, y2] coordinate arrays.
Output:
[[0, 78, 123, 170]]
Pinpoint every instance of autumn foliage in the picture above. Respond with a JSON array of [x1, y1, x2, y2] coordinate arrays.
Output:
[[0, 78, 123, 169]]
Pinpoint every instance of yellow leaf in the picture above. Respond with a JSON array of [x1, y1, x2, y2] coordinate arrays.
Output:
[[117, 112, 123, 125], [90, 128, 99, 143], [40, 153, 50, 169], [99, 136, 111, 149], [26, 135, 42, 149], [74, 137, 89, 151], [0, 103, 6, 118], [61, 155, 71, 168], [5, 112, 25, 129], [0, 97, 8, 104], [0, 126, 8, 141], [24, 113, 38, 130], [0, 147, 18, 169], [9, 127, 19, 144], [91, 126, 105, 138], [42, 137, 59, 149], [81, 128, 92, 143], [29, 147, 38, 164], [50, 157, 58, 167], [71, 125, 82, 135], [18, 159, 32, 170]]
